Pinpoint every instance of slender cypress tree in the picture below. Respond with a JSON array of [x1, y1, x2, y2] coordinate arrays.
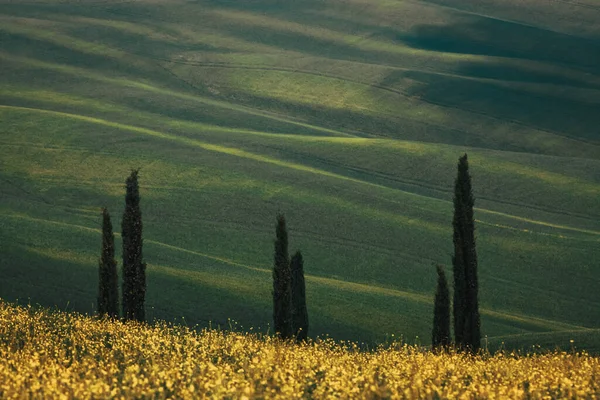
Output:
[[432, 264, 450, 350], [98, 208, 119, 318], [452, 209, 466, 348], [273, 214, 292, 339], [291, 250, 309, 342], [452, 154, 480, 352], [122, 170, 146, 322]]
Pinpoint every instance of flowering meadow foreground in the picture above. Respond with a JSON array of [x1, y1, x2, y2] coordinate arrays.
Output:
[[0, 302, 599, 399]]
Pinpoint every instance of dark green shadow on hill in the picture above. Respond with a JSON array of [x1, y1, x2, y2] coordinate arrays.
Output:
[[374, 16, 600, 144], [456, 62, 599, 89], [0, 31, 139, 74], [0, 244, 97, 313], [0, 241, 411, 345], [67, 24, 219, 58], [393, 69, 600, 144], [0, 2, 221, 56], [401, 17, 600, 72], [146, 263, 396, 344]]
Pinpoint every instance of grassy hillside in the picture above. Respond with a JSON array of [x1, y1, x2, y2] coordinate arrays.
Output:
[[0, 0, 599, 348]]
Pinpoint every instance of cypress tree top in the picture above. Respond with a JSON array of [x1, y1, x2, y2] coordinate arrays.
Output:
[[101, 208, 115, 263], [454, 154, 475, 232], [274, 214, 288, 271], [273, 213, 292, 339], [432, 264, 450, 350]]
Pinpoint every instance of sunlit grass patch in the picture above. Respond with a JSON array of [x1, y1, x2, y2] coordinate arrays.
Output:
[[473, 155, 600, 196], [27, 246, 95, 266], [0, 85, 135, 115], [224, 67, 447, 124]]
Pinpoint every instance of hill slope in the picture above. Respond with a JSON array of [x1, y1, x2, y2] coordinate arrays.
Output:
[[0, 0, 599, 347]]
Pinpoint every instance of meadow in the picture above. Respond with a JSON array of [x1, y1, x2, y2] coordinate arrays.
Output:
[[1, 300, 599, 399], [0, 0, 599, 349]]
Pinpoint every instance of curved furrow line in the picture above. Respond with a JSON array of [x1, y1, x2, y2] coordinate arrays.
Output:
[[2, 212, 584, 332], [2, 104, 599, 237], [4, 113, 596, 223], [257, 143, 600, 222], [160, 59, 600, 148], [417, 0, 600, 38], [486, 274, 600, 308], [549, 0, 600, 12], [0, 53, 356, 138], [487, 327, 600, 342]]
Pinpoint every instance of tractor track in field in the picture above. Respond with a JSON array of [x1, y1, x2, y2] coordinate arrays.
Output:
[[417, 0, 600, 36], [0, 179, 441, 266], [7, 0, 598, 149], [5, 137, 598, 227], [3, 134, 599, 225], [254, 142, 600, 223], [3, 213, 589, 332], [487, 274, 600, 309], [158, 58, 600, 150], [550, 0, 600, 12], [3, 104, 600, 237]]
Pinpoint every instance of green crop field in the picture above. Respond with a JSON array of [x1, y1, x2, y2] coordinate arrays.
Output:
[[1, 0, 599, 350]]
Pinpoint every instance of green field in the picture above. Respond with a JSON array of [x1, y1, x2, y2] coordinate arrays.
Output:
[[1, 0, 599, 350]]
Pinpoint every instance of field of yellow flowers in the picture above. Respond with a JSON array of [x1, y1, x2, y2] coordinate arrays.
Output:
[[0, 301, 598, 399]]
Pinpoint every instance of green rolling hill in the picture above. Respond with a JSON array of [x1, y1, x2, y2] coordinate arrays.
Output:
[[1, 0, 599, 350]]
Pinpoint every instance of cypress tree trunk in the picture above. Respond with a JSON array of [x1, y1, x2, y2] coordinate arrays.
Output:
[[98, 208, 119, 318], [432, 264, 450, 350], [452, 203, 466, 349], [122, 170, 146, 322], [273, 214, 292, 339], [452, 154, 480, 352], [291, 251, 308, 342]]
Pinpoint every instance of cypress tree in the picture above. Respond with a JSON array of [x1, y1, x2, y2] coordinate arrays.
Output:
[[432, 264, 450, 350], [452, 154, 480, 352], [452, 211, 466, 348], [291, 250, 308, 342], [98, 208, 119, 318], [273, 214, 292, 339], [122, 170, 146, 322]]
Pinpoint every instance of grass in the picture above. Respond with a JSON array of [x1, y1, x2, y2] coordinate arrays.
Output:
[[0, 0, 599, 350]]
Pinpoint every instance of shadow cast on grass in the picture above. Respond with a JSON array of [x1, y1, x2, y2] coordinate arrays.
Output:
[[400, 17, 600, 72], [383, 68, 600, 144], [375, 16, 600, 144]]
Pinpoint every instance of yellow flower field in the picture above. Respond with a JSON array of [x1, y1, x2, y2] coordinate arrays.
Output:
[[0, 301, 598, 399]]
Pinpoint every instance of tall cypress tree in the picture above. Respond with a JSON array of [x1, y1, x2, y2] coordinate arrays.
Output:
[[452, 154, 480, 352], [273, 214, 292, 339], [432, 264, 450, 350], [122, 170, 146, 322], [98, 208, 119, 318], [291, 250, 308, 342], [452, 196, 466, 348]]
